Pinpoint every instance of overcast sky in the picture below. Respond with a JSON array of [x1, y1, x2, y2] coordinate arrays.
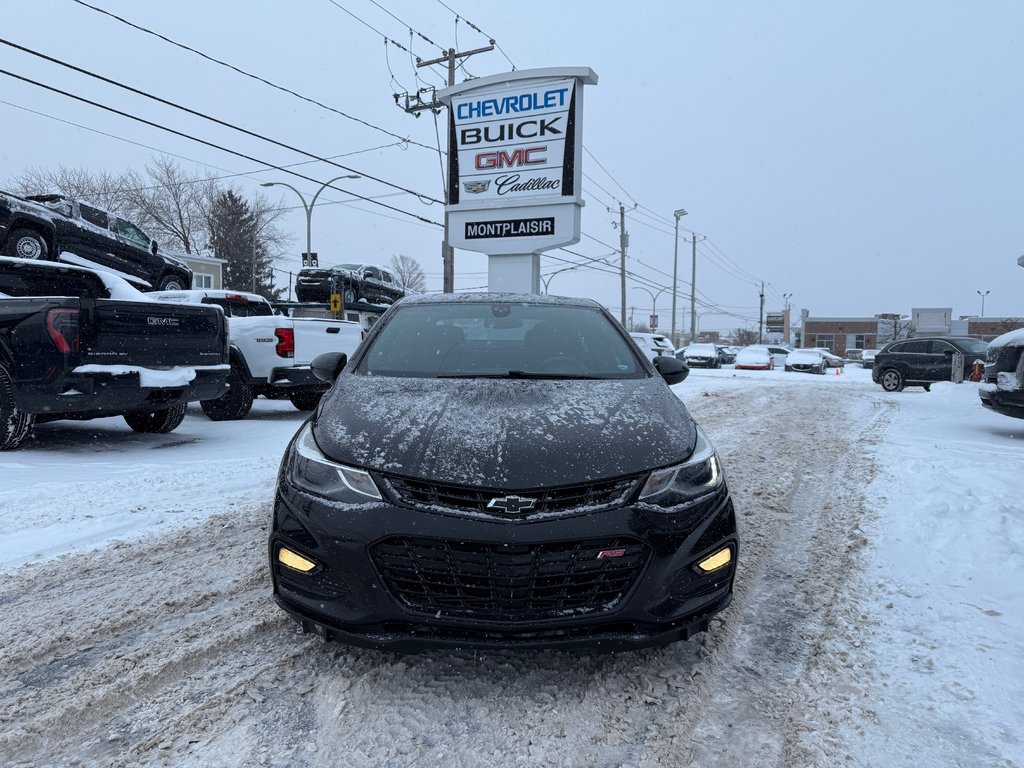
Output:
[[2, 1, 1022, 332]]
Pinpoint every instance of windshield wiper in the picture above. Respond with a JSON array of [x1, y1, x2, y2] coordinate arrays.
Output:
[[436, 370, 603, 380]]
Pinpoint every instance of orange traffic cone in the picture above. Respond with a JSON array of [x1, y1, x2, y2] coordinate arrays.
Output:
[[835, 367, 841, 376]]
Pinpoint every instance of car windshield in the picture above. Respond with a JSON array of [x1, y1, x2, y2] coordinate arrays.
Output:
[[330, 263, 363, 271], [360, 302, 644, 379]]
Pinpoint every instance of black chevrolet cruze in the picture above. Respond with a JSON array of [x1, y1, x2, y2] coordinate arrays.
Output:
[[269, 294, 738, 652]]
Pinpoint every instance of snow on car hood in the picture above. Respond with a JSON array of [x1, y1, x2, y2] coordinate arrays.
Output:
[[312, 374, 697, 489]]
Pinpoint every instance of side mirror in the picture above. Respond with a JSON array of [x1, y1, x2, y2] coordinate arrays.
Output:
[[150, 240, 159, 255], [654, 355, 689, 385], [311, 352, 348, 383]]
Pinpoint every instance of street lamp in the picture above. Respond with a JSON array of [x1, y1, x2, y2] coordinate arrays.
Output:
[[977, 289, 990, 317], [671, 208, 688, 346], [261, 174, 361, 264], [632, 286, 671, 331]]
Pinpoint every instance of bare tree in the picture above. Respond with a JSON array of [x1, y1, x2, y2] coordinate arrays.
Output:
[[7, 165, 128, 211], [876, 313, 911, 344], [732, 327, 759, 346], [121, 156, 218, 254], [389, 254, 427, 292]]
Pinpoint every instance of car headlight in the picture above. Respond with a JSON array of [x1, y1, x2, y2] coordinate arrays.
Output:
[[287, 422, 381, 501], [639, 427, 723, 505]]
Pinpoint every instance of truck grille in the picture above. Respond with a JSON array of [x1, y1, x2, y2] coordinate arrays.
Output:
[[371, 536, 648, 622], [382, 474, 641, 516]]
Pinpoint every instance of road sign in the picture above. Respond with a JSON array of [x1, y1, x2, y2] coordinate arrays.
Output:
[[650, 314, 658, 330], [329, 293, 342, 313], [302, 252, 318, 268]]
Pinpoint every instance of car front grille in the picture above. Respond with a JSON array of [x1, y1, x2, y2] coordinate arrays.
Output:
[[382, 474, 642, 516], [370, 536, 648, 622]]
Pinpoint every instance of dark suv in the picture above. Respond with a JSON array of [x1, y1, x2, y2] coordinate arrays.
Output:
[[0, 192, 192, 290], [872, 336, 989, 392], [295, 263, 405, 305]]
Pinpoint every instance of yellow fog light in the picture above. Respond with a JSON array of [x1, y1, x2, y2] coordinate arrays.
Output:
[[278, 546, 317, 573], [697, 547, 732, 573]]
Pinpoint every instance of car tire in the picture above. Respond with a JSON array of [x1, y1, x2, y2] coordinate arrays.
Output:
[[123, 403, 187, 434], [0, 359, 34, 450], [3, 228, 49, 260], [200, 362, 254, 420], [157, 274, 187, 291], [880, 368, 905, 392], [288, 390, 323, 411]]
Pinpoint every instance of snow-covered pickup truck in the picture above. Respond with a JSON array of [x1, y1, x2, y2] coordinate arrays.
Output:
[[0, 191, 193, 291], [151, 290, 362, 419], [0, 257, 229, 450]]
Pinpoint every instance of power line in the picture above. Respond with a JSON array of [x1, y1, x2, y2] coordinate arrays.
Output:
[[1, 40, 441, 205], [69, 0, 437, 153], [583, 146, 636, 206], [0, 67, 443, 227], [431, 0, 515, 69], [365, 0, 446, 53]]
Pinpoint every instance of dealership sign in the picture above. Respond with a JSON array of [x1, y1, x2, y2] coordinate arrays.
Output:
[[438, 67, 597, 257]]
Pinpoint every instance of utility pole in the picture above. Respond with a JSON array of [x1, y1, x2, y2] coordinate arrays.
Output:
[[671, 208, 687, 345], [682, 233, 705, 344], [619, 204, 628, 325], [398, 44, 495, 293], [758, 282, 766, 343]]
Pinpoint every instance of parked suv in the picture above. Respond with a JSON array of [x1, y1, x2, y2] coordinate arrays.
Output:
[[295, 263, 405, 305], [682, 343, 722, 368], [0, 192, 192, 290], [979, 328, 1024, 419], [872, 336, 989, 392]]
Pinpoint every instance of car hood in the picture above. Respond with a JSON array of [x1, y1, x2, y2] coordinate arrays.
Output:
[[312, 374, 696, 489]]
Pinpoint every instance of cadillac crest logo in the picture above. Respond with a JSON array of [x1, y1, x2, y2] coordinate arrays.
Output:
[[463, 180, 491, 194]]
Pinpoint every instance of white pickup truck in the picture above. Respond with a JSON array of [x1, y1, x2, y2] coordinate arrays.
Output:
[[152, 290, 362, 419]]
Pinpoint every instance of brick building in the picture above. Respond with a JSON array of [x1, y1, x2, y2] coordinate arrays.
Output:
[[799, 316, 881, 356]]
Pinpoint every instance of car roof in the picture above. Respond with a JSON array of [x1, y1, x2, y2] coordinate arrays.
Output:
[[399, 292, 602, 308]]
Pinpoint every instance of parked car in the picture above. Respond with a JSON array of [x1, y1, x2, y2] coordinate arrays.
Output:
[[269, 294, 734, 651], [0, 191, 192, 290], [765, 345, 793, 367], [872, 336, 989, 392], [0, 257, 228, 449], [735, 345, 774, 370], [682, 342, 722, 369], [785, 349, 827, 375], [629, 332, 676, 360], [295, 262, 405, 305], [716, 345, 737, 364], [978, 328, 1024, 419], [152, 289, 363, 417], [861, 349, 880, 369], [811, 347, 846, 368]]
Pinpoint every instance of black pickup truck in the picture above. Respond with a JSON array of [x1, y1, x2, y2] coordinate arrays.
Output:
[[0, 257, 229, 450], [294, 262, 406, 305], [0, 191, 193, 291]]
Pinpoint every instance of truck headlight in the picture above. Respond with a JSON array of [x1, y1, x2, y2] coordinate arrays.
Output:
[[286, 422, 381, 501], [639, 427, 723, 505]]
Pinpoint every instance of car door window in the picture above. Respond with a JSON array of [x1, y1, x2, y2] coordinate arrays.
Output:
[[78, 204, 109, 229], [929, 340, 955, 354], [898, 341, 929, 354], [113, 218, 150, 248], [364, 267, 380, 281], [381, 270, 395, 285]]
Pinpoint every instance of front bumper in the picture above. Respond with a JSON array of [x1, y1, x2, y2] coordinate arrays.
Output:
[[269, 480, 738, 652], [979, 381, 1024, 419]]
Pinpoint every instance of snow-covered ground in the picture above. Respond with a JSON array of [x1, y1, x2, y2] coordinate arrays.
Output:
[[0, 368, 1021, 766]]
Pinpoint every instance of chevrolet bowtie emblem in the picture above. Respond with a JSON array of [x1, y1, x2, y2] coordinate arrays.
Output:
[[486, 495, 536, 513]]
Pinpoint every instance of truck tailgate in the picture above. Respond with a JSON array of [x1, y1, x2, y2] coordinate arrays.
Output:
[[292, 319, 362, 365], [83, 300, 227, 368]]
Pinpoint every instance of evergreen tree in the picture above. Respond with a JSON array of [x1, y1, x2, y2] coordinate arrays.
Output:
[[208, 190, 282, 299]]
